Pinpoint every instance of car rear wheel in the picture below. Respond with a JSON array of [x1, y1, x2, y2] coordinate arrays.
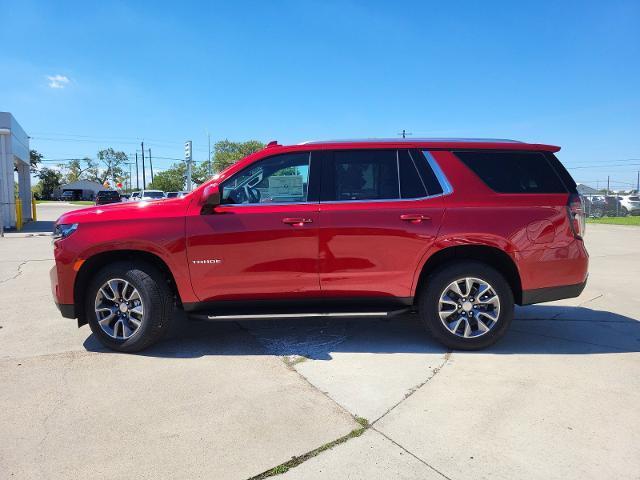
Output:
[[85, 262, 173, 352], [418, 261, 514, 350]]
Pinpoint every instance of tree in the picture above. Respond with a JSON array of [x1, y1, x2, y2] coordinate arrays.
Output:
[[61, 157, 94, 184], [209, 140, 264, 173], [36, 168, 63, 199], [148, 163, 186, 192], [95, 148, 128, 185], [29, 150, 43, 173]]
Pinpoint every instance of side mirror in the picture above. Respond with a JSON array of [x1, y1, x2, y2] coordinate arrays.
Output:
[[201, 184, 221, 213]]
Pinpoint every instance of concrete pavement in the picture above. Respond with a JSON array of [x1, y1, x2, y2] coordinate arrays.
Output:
[[0, 212, 638, 479], [0, 234, 359, 479]]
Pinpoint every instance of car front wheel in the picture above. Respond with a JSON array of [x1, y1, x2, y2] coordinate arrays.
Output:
[[85, 262, 173, 352], [419, 261, 514, 350]]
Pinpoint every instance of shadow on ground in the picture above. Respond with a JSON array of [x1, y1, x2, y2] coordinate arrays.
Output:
[[83, 305, 640, 359], [18, 220, 55, 234]]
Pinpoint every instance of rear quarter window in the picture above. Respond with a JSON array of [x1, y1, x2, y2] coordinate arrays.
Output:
[[454, 151, 568, 193]]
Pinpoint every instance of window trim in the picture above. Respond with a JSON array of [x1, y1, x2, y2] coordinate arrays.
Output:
[[318, 148, 452, 205], [421, 150, 453, 195], [217, 151, 320, 207]]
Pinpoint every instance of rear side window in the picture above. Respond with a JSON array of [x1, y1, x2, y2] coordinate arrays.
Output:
[[399, 150, 427, 198], [98, 191, 119, 198], [332, 150, 399, 201], [455, 151, 568, 193]]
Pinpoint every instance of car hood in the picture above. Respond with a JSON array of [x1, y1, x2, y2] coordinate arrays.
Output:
[[56, 198, 189, 225]]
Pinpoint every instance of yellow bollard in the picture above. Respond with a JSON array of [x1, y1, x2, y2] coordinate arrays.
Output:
[[15, 198, 23, 231], [32, 196, 37, 222]]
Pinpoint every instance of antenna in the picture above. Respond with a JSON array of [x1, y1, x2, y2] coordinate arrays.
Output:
[[397, 129, 412, 139]]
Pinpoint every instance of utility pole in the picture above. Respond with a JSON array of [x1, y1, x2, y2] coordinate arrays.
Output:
[[398, 129, 412, 139], [141, 142, 146, 189], [607, 175, 610, 196], [185, 140, 193, 191], [637, 170, 639, 193], [149, 148, 153, 183], [135, 152, 140, 190]]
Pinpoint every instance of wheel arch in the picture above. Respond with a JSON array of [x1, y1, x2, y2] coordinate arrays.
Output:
[[413, 245, 523, 305], [74, 250, 180, 326]]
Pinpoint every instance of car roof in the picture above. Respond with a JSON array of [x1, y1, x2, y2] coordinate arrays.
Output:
[[291, 138, 560, 152], [201, 137, 563, 191]]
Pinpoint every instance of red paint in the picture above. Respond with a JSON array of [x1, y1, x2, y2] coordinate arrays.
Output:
[[51, 139, 588, 314]]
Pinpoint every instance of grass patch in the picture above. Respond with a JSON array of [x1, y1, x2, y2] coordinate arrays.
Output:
[[249, 417, 370, 479], [283, 355, 308, 367], [35, 200, 94, 205], [587, 216, 640, 226]]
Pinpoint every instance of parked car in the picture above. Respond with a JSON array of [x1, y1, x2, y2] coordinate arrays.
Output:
[[50, 138, 588, 352], [619, 195, 640, 215], [131, 190, 166, 201], [166, 191, 189, 199], [120, 193, 131, 202], [60, 190, 82, 202], [590, 195, 628, 217], [95, 190, 121, 206]]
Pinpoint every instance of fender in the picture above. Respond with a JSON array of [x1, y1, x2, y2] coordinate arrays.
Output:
[[410, 232, 521, 298]]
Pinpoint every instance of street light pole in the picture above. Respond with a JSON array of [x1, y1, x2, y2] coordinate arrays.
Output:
[[185, 140, 193, 191]]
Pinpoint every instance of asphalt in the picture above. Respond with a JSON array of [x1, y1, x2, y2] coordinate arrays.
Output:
[[0, 203, 638, 479]]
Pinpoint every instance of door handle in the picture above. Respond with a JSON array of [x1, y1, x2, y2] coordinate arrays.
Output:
[[282, 217, 313, 226], [400, 214, 431, 223]]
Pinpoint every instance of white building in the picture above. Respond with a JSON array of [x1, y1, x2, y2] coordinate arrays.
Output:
[[0, 112, 32, 229], [56, 180, 106, 200]]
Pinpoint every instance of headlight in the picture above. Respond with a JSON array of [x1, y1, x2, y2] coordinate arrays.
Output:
[[53, 223, 79, 240]]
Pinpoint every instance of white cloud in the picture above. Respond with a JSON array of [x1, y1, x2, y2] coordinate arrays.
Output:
[[47, 74, 70, 89]]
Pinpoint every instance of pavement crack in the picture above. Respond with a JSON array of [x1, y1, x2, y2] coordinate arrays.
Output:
[[578, 293, 604, 306], [246, 418, 370, 480], [371, 351, 452, 426], [372, 427, 453, 480], [0, 258, 52, 285]]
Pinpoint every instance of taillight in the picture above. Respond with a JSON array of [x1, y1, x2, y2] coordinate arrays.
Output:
[[567, 193, 586, 239]]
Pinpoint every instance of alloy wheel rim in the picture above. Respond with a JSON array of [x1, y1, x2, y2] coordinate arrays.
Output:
[[94, 278, 144, 340], [438, 277, 500, 338]]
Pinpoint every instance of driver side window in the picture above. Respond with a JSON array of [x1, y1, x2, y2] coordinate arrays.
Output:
[[221, 152, 311, 205]]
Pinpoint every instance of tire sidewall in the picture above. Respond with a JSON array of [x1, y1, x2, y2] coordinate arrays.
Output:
[[420, 261, 514, 350]]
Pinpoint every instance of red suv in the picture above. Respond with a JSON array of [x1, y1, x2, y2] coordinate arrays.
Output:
[[50, 139, 588, 352]]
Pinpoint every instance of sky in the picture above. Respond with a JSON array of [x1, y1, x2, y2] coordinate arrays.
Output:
[[1, 0, 639, 190]]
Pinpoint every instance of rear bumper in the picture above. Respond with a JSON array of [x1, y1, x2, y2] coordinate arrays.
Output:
[[520, 278, 587, 305]]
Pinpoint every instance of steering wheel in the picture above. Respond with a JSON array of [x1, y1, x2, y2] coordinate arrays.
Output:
[[243, 185, 261, 203]]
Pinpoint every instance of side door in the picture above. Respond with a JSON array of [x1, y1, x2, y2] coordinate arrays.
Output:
[[318, 149, 446, 300], [186, 151, 321, 302]]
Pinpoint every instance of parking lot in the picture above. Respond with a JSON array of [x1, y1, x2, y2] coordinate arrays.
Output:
[[1, 203, 639, 479]]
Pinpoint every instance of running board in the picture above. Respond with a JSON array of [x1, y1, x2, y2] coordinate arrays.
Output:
[[191, 308, 412, 321]]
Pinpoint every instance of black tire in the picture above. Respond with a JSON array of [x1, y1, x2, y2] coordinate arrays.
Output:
[[418, 261, 514, 350], [85, 261, 174, 352]]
